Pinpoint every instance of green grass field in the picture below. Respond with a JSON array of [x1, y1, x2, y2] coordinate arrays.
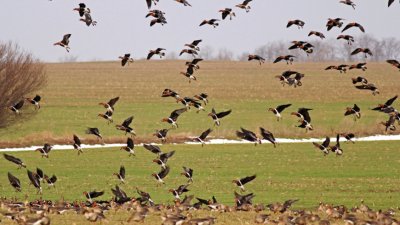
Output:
[[1, 141, 399, 209], [0, 61, 399, 147]]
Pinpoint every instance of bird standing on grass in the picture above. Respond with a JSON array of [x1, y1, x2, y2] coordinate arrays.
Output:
[[233, 175, 256, 192]]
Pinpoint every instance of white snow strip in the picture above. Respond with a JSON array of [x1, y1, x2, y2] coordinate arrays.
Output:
[[0, 135, 399, 152]]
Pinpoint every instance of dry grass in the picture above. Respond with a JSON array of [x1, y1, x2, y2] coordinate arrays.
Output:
[[0, 61, 399, 146]]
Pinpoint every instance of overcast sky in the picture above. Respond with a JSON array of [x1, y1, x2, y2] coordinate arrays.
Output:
[[1, 0, 399, 62]]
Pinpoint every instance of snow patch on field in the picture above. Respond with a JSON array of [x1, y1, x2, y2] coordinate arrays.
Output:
[[0, 135, 399, 152]]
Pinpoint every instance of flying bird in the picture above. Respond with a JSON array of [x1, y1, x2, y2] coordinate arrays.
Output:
[[273, 55, 296, 64], [193, 93, 208, 105], [387, 59, 400, 71], [219, 8, 236, 20], [233, 175, 256, 192], [199, 19, 219, 28], [180, 66, 197, 83], [260, 127, 276, 147], [98, 111, 113, 124], [121, 138, 135, 156], [349, 62, 367, 71], [8, 172, 21, 192], [345, 104, 361, 120], [113, 166, 126, 183], [83, 190, 104, 203], [236, 127, 261, 145], [326, 18, 344, 31], [268, 104, 292, 121], [248, 55, 265, 65], [312, 137, 330, 156], [355, 83, 380, 95], [80, 12, 97, 26], [330, 134, 343, 156], [291, 108, 313, 132], [147, 48, 166, 60], [143, 144, 162, 155], [371, 95, 398, 112], [193, 128, 213, 146], [236, 0, 253, 12], [146, 0, 159, 9], [325, 65, 348, 73], [152, 166, 170, 185], [99, 96, 119, 113], [86, 127, 103, 140], [181, 166, 194, 183], [25, 95, 41, 110], [337, 35, 355, 45], [153, 129, 169, 143], [351, 48, 373, 58], [44, 175, 57, 188], [73, 3, 88, 17], [119, 54, 134, 66], [340, 133, 355, 143], [175, 0, 192, 6], [308, 31, 325, 39], [340, 0, 356, 9], [35, 143, 53, 158], [169, 184, 190, 199], [208, 108, 232, 126], [27, 170, 42, 194], [186, 58, 203, 70], [352, 76, 368, 85], [153, 151, 175, 169], [8, 100, 24, 114], [287, 19, 305, 29], [116, 116, 136, 136], [342, 22, 365, 33], [73, 134, 83, 155], [3, 154, 26, 169], [161, 108, 187, 128], [185, 40, 202, 51], [54, 34, 71, 52]]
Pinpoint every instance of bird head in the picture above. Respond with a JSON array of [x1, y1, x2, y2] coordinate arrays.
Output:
[[152, 159, 160, 164], [268, 108, 274, 112], [151, 173, 157, 178], [161, 118, 169, 122], [98, 102, 106, 106], [290, 112, 299, 116]]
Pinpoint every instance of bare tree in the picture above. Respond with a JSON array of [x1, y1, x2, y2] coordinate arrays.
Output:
[[198, 45, 215, 60], [216, 48, 234, 61], [0, 42, 47, 127]]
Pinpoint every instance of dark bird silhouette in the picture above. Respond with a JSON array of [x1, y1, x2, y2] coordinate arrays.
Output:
[[73, 134, 83, 155], [371, 95, 398, 113], [349, 62, 367, 71], [121, 138, 135, 156], [86, 127, 102, 140], [150, 17, 167, 26], [119, 54, 134, 66], [236, 127, 261, 145], [355, 83, 380, 95], [326, 18, 344, 31], [291, 108, 313, 132], [345, 104, 361, 120], [153, 151, 175, 169], [147, 48, 166, 60], [152, 166, 170, 184], [276, 70, 305, 88], [111, 185, 130, 203], [248, 55, 265, 65], [330, 134, 343, 156], [175, 0, 192, 6], [99, 96, 119, 113], [340, 0, 356, 9], [185, 40, 202, 51], [83, 190, 104, 203], [161, 108, 187, 128], [313, 137, 330, 155], [73, 3, 88, 17], [27, 170, 42, 194], [387, 59, 400, 71], [219, 8, 236, 20], [35, 143, 52, 158], [340, 133, 356, 143], [153, 129, 169, 143], [236, 0, 253, 12], [180, 49, 198, 58], [208, 108, 232, 126], [116, 116, 136, 136], [388, 0, 399, 7], [25, 95, 41, 110], [273, 55, 296, 64], [199, 19, 219, 28], [8, 100, 24, 114], [308, 31, 325, 39], [8, 172, 21, 192], [146, 0, 159, 9], [113, 166, 126, 183], [144, 144, 162, 155], [289, 41, 314, 55], [268, 104, 291, 121], [352, 76, 368, 85], [342, 22, 365, 33], [259, 127, 276, 147], [36, 167, 45, 183], [287, 19, 305, 29], [233, 175, 256, 192], [54, 34, 71, 52], [351, 48, 372, 58], [193, 128, 213, 146], [3, 154, 26, 169], [98, 110, 113, 124], [181, 166, 193, 183], [337, 34, 355, 45], [161, 88, 181, 101]]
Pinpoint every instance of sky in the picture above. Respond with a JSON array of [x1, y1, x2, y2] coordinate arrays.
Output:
[[0, 0, 399, 62]]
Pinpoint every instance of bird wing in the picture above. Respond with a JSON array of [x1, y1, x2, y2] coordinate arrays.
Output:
[[385, 95, 398, 106], [199, 20, 207, 26], [286, 21, 294, 28], [3, 154, 23, 165], [122, 116, 134, 127], [73, 134, 81, 146], [147, 51, 155, 60], [27, 170, 40, 188], [192, 58, 203, 64], [221, 11, 229, 20], [170, 108, 187, 120], [36, 168, 44, 178], [146, 0, 151, 8], [353, 104, 360, 112], [216, 109, 232, 118], [62, 34, 71, 44], [158, 166, 170, 179], [127, 138, 134, 149], [342, 23, 352, 32], [389, 0, 395, 6], [243, 0, 252, 4], [186, 65, 194, 75], [14, 100, 24, 109], [107, 97, 120, 107], [355, 23, 365, 32], [120, 166, 125, 178], [336, 134, 340, 145], [192, 40, 202, 46], [351, 48, 362, 55], [33, 95, 41, 102], [273, 56, 283, 63], [199, 128, 212, 140], [90, 191, 104, 198], [240, 174, 256, 185], [161, 150, 175, 160], [8, 172, 20, 187], [196, 197, 209, 205], [322, 137, 330, 148], [387, 59, 400, 66], [143, 144, 162, 154]]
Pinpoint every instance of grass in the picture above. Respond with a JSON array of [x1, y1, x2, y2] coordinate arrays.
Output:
[[0, 61, 399, 147], [1, 141, 400, 210]]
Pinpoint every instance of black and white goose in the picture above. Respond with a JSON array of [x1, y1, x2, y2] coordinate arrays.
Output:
[[381, 113, 397, 132], [260, 127, 276, 148], [219, 8, 236, 20], [119, 54, 134, 66], [8, 172, 21, 192], [291, 108, 313, 132], [44, 175, 57, 188], [180, 66, 197, 83], [185, 40, 202, 51], [153, 129, 169, 143], [232, 175, 256, 192], [330, 134, 343, 156], [35, 143, 52, 158], [147, 48, 166, 60], [371, 95, 398, 113], [345, 104, 361, 121], [169, 184, 190, 199], [153, 151, 175, 169], [161, 108, 187, 128], [193, 93, 208, 105], [99, 97, 119, 113], [268, 104, 292, 121], [83, 190, 104, 203], [86, 127, 102, 140], [25, 95, 41, 110], [337, 34, 355, 45], [236, 0, 253, 12], [53, 34, 71, 52], [27, 170, 42, 194], [3, 154, 26, 169], [340, 0, 356, 9], [352, 76, 368, 85], [73, 134, 83, 155], [208, 108, 232, 126], [193, 128, 212, 146], [8, 100, 24, 114], [355, 83, 380, 95], [273, 55, 296, 64], [120, 138, 135, 156], [152, 166, 170, 185], [113, 165, 126, 183], [98, 110, 113, 124], [186, 58, 203, 70], [312, 137, 330, 156], [236, 127, 261, 145], [181, 166, 194, 183], [116, 116, 136, 136]]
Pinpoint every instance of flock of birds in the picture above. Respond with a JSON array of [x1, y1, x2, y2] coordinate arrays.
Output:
[[2, 0, 400, 224]]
